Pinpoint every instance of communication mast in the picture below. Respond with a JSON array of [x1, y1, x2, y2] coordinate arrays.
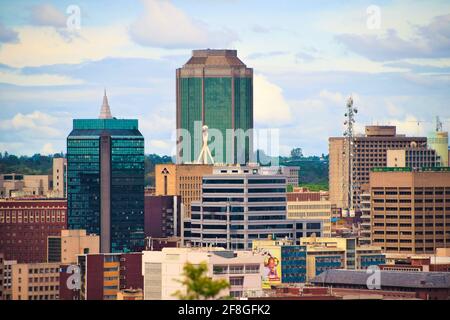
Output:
[[436, 116, 443, 132], [343, 96, 358, 216]]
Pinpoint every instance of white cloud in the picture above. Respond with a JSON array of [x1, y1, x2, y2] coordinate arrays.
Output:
[[30, 4, 67, 28], [0, 22, 19, 44], [253, 74, 292, 126], [0, 26, 131, 68], [129, 0, 238, 49], [41, 142, 56, 155], [0, 70, 83, 86], [0, 111, 62, 138], [319, 90, 345, 105]]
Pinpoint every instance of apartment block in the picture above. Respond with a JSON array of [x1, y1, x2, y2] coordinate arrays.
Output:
[[144, 195, 181, 238], [370, 167, 450, 254], [77, 252, 143, 300], [0, 254, 17, 300], [329, 125, 427, 210], [11, 262, 60, 300], [47, 229, 99, 264], [142, 247, 263, 300], [300, 236, 385, 271], [287, 189, 332, 237], [0, 199, 67, 263]]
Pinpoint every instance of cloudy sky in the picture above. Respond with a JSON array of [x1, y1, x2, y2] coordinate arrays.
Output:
[[0, 0, 449, 157]]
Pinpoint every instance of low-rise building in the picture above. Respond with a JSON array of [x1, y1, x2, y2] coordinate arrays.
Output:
[[311, 269, 450, 300], [144, 195, 181, 238], [252, 238, 307, 286], [47, 229, 99, 264], [11, 262, 60, 300], [0, 254, 17, 300], [77, 252, 143, 300], [142, 247, 264, 300], [117, 288, 143, 300], [300, 237, 385, 270], [287, 189, 332, 237]]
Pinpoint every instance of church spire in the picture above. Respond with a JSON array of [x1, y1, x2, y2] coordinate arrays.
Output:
[[99, 89, 113, 119]]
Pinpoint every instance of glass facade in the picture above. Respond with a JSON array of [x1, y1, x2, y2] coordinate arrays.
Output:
[[179, 76, 252, 164], [185, 172, 323, 250], [67, 119, 145, 253], [281, 246, 307, 283]]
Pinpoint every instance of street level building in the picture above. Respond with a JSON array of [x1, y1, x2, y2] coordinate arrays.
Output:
[[77, 252, 143, 300], [11, 262, 60, 300], [142, 247, 263, 300]]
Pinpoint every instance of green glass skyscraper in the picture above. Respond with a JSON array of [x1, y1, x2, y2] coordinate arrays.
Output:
[[176, 49, 253, 164], [67, 92, 145, 253]]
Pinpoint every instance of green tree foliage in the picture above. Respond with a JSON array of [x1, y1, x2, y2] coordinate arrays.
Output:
[[144, 154, 173, 186], [290, 147, 303, 159], [172, 262, 230, 300], [0, 153, 57, 175], [0, 152, 173, 187]]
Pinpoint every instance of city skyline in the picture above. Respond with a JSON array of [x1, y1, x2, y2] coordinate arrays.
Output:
[[0, 0, 449, 157]]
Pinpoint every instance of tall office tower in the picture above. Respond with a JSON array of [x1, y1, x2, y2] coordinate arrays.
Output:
[[428, 117, 448, 167], [329, 125, 427, 211], [67, 92, 145, 253], [370, 167, 450, 254], [359, 146, 442, 245], [52, 157, 67, 198], [176, 49, 253, 164], [184, 166, 323, 250]]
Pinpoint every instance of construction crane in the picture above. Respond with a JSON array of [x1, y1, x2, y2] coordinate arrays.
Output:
[[407, 116, 450, 135]]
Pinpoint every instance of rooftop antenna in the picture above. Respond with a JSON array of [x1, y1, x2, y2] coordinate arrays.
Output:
[[436, 116, 443, 132], [196, 125, 215, 164], [343, 95, 357, 216]]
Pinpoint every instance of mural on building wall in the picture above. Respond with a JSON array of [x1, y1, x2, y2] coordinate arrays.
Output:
[[253, 246, 281, 288]]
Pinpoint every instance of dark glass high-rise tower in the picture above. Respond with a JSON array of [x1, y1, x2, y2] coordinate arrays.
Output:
[[67, 92, 145, 253], [176, 49, 253, 164]]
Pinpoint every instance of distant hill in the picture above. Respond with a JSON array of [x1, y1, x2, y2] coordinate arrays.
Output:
[[0, 152, 173, 186], [0, 151, 328, 188]]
